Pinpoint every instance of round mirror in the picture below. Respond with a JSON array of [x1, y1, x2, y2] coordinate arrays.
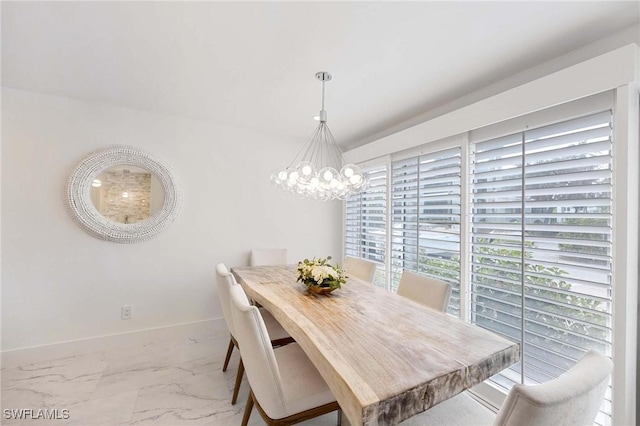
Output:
[[66, 145, 182, 243]]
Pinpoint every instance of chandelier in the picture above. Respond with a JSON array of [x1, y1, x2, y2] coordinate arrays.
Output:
[[270, 72, 368, 201]]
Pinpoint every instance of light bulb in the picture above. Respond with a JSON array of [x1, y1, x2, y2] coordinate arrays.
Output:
[[341, 164, 363, 185], [318, 167, 339, 190], [349, 174, 363, 185], [294, 161, 316, 185]]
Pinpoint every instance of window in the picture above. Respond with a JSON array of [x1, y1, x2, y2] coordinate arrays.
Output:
[[390, 148, 461, 315], [344, 165, 387, 286], [470, 110, 613, 425], [344, 107, 615, 425]]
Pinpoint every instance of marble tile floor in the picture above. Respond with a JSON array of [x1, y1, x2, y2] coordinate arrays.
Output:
[[1, 328, 495, 425]]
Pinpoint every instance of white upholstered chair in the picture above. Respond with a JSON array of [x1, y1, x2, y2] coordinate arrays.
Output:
[[343, 256, 377, 283], [397, 270, 452, 312], [250, 248, 287, 266], [228, 283, 340, 426], [493, 350, 612, 426], [215, 263, 294, 404], [406, 350, 612, 426]]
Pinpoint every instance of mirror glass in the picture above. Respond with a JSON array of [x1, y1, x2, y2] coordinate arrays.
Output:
[[89, 165, 165, 224]]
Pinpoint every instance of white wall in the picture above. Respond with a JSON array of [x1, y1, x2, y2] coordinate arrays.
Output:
[[1, 88, 342, 351]]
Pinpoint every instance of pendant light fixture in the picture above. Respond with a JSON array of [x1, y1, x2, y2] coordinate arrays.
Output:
[[270, 72, 367, 201]]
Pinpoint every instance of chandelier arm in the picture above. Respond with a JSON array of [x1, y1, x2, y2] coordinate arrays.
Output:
[[310, 123, 328, 170], [309, 127, 322, 169], [323, 124, 337, 170], [288, 123, 322, 169], [313, 123, 324, 168], [320, 124, 328, 170], [329, 132, 338, 168], [302, 124, 323, 164], [324, 125, 345, 169]]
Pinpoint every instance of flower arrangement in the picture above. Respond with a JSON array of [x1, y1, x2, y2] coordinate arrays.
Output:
[[296, 256, 346, 293]]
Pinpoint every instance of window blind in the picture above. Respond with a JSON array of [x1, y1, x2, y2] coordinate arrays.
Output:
[[470, 110, 613, 425], [344, 165, 387, 286], [391, 147, 461, 315]]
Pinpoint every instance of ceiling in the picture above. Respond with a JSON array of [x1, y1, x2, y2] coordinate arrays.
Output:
[[2, 2, 639, 148]]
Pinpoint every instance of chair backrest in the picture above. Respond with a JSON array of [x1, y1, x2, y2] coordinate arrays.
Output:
[[397, 271, 452, 312], [343, 256, 377, 283], [250, 248, 288, 266], [215, 263, 236, 336], [493, 350, 612, 426], [229, 283, 287, 419]]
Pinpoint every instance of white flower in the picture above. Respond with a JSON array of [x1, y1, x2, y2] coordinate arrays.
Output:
[[311, 265, 333, 283]]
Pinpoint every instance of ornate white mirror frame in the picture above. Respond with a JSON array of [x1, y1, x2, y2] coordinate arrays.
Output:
[[66, 145, 182, 243]]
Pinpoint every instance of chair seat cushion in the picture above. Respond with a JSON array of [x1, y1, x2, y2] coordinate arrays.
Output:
[[259, 308, 291, 342], [274, 343, 336, 417]]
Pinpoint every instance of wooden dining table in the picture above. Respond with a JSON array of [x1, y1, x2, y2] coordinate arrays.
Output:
[[231, 265, 520, 426]]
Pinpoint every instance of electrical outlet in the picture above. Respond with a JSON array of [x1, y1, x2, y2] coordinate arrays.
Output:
[[121, 305, 133, 320]]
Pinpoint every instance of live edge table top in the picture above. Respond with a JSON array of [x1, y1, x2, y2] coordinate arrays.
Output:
[[231, 265, 520, 426]]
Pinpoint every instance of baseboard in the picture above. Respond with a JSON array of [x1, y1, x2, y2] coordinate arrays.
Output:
[[1, 318, 227, 369]]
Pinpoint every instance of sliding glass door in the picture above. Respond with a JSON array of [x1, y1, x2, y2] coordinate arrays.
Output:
[[344, 103, 615, 425], [470, 110, 613, 424]]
